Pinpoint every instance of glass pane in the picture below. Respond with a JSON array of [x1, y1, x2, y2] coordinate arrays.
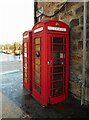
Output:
[[34, 79, 40, 85], [35, 38, 40, 44], [24, 72, 27, 78], [53, 82, 63, 88], [24, 77, 27, 83], [54, 59, 64, 65], [24, 48, 27, 53], [53, 88, 63, 95], [24, 42, 27, 47], [53, 74, 63, 80], [24, 57, 27, 63], [53, 45, 63, 51], [34, 85, 41, 93], [35, 45, 40, 51], [35, 72, 40, 79], [24, 63, 27, 67], [34, 37, 41, 94], [24, 68, 27, 73], [53, 37, 63, 43], [54, 52, 60, 58], [35, 65, 40, 72], [35, 58, 40, 65], [54, 67, 63, 73]]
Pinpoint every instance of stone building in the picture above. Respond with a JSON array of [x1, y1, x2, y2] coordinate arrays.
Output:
[[34, 0, 89, 104]]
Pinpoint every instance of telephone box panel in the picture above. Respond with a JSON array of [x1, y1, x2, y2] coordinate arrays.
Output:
[[22, 31, 32, 92], [32, 20, 69, 106]]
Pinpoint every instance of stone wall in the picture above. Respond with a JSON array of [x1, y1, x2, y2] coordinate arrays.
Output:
[[36, 1, 89, 103]]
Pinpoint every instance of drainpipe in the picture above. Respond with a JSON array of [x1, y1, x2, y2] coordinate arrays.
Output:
[[81, 0, 87, 106], [34, 1, 37, 24]]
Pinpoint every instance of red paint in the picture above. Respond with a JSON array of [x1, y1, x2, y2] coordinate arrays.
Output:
[[32, 20, 69, 106], [22, 31, 32, 92]]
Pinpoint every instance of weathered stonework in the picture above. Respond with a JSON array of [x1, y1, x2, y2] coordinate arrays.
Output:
[[36, 1, 89, 103]]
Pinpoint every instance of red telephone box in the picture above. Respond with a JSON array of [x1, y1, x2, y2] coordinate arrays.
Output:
[[22, 30, 32, 92], [32, 20, 69, 106]]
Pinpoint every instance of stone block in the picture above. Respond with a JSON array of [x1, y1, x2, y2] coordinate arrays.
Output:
[[78, 41, 83, 50], [69, 82, 81, 97], [87, 30, 89, 39], [70, 30, 81, 40], [75, 5, 83, 15], [80, 16, 83, 24], [70, 19, 79, 28], [80, 15, 89, 24], [85, 87, 89, 102]]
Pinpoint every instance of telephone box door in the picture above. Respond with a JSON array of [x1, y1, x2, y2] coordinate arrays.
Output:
[[48, 34, 69, 104], [23, 31, 32, 92]]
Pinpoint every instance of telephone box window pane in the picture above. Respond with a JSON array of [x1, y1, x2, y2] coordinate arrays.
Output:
[[24, 43, 26, 47], [34, 79, 40, 86], [53, 74, 63, 80], [53, 88, 63, 95], [53, 82, 63, 88], [24, 57, 27, 62], [24, 72, 27, 78], [34, 37, 41, 94], [35, 65, 40, 72], [35, 45, 40, 51], [53, 38, 63, 43], [53, 45, 63, 51], [54, 60, 64, 65], [54, 52, 60, 58], [24, 77, 27, 83], [24, 68, 27, 73], [34, 85, 41, 93], [35, 59, 40, 65], [35, 72, 40, 79], [35, 38, 40, 44], [54, 67, 63, 73], [24, 63, 27, 67], [24, 48, 27, 53]]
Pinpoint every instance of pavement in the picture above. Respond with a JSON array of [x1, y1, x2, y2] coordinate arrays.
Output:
[[0, 61, 89, 119]]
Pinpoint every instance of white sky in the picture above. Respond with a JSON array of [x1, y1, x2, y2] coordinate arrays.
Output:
[[0, 0, 34, 45]]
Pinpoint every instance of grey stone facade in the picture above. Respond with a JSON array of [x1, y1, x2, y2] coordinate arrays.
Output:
[[35, 1, 89, 103]]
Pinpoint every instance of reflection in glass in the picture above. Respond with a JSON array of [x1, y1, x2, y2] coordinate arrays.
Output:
[[53, 82, 63, 88], [53, 74, 63, 80], [53, 37, 63, 43], [54, 59, 63, 65], [53, 45, 63, 51], [54, 67, 63, 73], [53, 88, 63, 95]]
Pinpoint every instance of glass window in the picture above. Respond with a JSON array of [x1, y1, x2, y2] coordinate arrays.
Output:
[[53, 88, 63, 95], [53, 45, 63, 51], [53, 82, 63, 88], [35, 65, 40, 72], [24, 42, 27, 47], [34, 37, 41, 93], [35, 38, 40, 44], [35, 45, 40, 51], [53, 74, 63, 80], [53, 67, 63, 73], [53, 37, 63, 44], [53, 59, 64, 65], [24, 48, 27, 53], [24, 77, 27, 83], [35, 58, 40, 65]]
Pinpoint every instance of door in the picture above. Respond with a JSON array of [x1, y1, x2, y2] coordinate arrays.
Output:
[[23, 41, 30, 91], [49, 35, 66, 104]]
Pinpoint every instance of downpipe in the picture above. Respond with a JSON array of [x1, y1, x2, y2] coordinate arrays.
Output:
[[81, 0, 87, 106]]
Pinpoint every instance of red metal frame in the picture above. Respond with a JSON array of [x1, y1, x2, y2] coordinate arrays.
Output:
[[22, 30, 32, 92], [32, 20, 69, 106]]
